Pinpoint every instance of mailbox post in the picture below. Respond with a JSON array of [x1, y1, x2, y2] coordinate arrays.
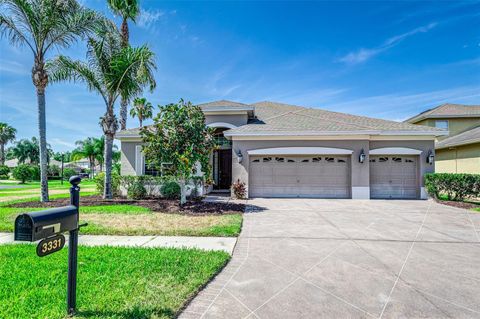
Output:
[[14, 175, 84, 316], [67, 175, 81, 315]]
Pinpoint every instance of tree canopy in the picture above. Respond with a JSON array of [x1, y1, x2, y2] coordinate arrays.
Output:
[[140, 99, 216, 204]]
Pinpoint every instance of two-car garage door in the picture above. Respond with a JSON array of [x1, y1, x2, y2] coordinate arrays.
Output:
[[249, 155, 350, 198]]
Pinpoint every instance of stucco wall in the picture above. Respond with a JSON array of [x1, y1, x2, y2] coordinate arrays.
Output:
[[205, 114, 248, 127], [436, 143, 480, 174], [120, 141, 138, 176], [417, 118, 480, 140]]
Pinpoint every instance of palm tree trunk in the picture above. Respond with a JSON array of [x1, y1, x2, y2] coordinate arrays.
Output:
[[101, 104, 118, 199], [103, 133, 114, 198], [0, 143, 4, 165], [139, 118, 143, 128], [37, 88, 49, 202], [120, 99, 128, 130], [119, 17, 129, 131]]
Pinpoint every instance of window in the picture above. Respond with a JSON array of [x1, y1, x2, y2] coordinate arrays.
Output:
[[252, 159, 260, 163], [405, 159, 414, 163], [144, 162, 160, 176], [275, 157, 285, 162], [301, 159, 310, 163], [337, 159, 346, 163], [369, 159, 376, 163], [287, 159, 295, 163], [144, 160, 171, 176], [392, 157, 402, 163], [379, 157, 388, 162], [262, 157, 272, 162], [325, 157, 334, 163], [435, 120, 448, 130], [312, 157, 321, 162]]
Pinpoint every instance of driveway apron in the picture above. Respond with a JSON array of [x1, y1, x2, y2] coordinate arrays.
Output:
[[180, 199, 480, 319]]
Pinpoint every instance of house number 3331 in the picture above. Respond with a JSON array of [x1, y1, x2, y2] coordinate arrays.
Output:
[[37, 234, 66, 257]]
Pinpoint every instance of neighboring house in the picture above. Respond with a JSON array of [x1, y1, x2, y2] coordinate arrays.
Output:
[[116, 100, 445, 199], [406, 103, 480, 174]]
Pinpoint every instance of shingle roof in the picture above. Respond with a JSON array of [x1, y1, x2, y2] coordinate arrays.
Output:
[[117, 100, 445, 138], [225, 101, 443, 136], [436, 126, 480, 149], [198, 100, 252, 109], [405, 103, 480, 123]]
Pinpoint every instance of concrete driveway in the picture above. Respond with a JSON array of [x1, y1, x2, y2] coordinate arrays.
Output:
[[180, 199, 480, 319]]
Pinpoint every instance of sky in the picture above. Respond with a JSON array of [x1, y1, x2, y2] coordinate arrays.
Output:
[[0, 0, 479, 152]]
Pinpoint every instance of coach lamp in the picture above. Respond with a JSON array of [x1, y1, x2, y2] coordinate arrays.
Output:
[[359, 149, 366, 163], [427, 150, 434, 165]]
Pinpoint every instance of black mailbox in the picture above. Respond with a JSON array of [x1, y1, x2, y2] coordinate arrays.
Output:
[[14, 205, 78, 242]]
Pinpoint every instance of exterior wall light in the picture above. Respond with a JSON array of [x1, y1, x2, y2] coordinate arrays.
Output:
[[427, 150, 434, 165], [359, 149, 366, 163], [237, 150, 243, 163]]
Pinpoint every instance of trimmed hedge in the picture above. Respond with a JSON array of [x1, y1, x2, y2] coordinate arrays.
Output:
[[425, 173, 480, 201]]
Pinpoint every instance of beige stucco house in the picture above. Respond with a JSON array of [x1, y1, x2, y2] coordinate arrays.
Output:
[[406, 103, 480, 174], [117, 100, 446, 199]]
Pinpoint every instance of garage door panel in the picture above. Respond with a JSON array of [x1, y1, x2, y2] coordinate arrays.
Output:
[[370, 156, 418, 199], [249, 155, 351, 198]]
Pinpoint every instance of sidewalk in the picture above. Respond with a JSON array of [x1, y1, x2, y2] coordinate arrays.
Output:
[[0, 232, 237, 254]]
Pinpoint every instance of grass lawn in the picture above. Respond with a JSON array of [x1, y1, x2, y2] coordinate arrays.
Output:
[[0, 204, 243, 237], [0, 244, 229, 319], [0, 179, 97, 203]]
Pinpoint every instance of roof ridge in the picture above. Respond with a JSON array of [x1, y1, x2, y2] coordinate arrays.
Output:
[[262, 109, 305, 121]]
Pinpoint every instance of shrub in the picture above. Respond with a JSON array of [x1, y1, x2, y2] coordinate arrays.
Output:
[[63, 168, 77, 180], [231, 179, 247, 199], [29, 165, 40, 180], [127, 180, 147, 199], [13, 164, 33, 183], [161, 181, 180, 199], [425, 173, 480, 201], [0, 165, 10, 179], [94, 171, 121, 196], [48, 164, 61, 177]]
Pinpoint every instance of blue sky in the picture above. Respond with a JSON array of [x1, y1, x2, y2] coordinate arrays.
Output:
[[1, 0, 479, 152]]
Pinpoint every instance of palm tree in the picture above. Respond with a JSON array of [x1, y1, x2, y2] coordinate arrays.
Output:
[[10, 137, 52, 164], [0, 0, 100, 202], [130, 97, 153, 127], [72, 137, 102, 177], [107, 0, 140, 131], [0, 123, 16, 165], [48, 21, 156, 198]]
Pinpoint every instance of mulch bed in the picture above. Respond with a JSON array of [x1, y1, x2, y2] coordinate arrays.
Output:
[[8, 195, 245, 215], [434, 198, 480, 211]]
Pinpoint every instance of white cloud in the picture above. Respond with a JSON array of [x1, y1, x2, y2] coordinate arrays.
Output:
[[326, 85, 480, 120], [0, 59, 30, 75], [339, 23, 437, 65], [49, 138, 75, 148], [137, 9, 165, 29]]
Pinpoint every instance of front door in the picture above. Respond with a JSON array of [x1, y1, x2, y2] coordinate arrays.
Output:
[[216, 149, 232, 189]]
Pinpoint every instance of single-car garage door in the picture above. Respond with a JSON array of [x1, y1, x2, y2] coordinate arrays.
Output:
[[370, 155, 418, 199], [249, 156, 351, 198]]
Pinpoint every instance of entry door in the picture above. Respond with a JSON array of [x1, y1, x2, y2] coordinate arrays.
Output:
[[217, 149, 232, 189], [249, 156, 351, 198], [370, 156, 418, 199]]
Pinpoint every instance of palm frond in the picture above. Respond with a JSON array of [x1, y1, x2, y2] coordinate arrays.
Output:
[[107, 0, 140, 21], [47, 55, 108, 104]]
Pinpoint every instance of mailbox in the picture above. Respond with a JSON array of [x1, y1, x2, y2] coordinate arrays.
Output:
[[14, 205, 78, 242]]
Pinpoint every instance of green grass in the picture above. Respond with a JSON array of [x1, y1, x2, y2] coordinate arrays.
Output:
[[0, 204, 243, 237], [0, 179, 96, 189], [472, 207, 480, 212], [0, 191, 99, 206], [0, 244, 229, 319]]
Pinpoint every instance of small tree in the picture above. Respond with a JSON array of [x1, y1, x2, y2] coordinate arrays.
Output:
[[130, 97, 153, 127], [140, 99, 215, 205], [0, 123, 16, 165], [13, 164, 32, 183]]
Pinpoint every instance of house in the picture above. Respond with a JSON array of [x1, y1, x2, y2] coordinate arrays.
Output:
[[405, 103, 480, 174], [116, 100, 446, 199]]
